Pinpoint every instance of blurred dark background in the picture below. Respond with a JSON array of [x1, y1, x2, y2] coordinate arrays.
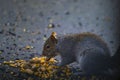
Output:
[[0, 0, 120, 79]]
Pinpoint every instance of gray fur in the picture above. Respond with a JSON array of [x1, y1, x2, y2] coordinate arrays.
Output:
[[56, 34, 111, 74]]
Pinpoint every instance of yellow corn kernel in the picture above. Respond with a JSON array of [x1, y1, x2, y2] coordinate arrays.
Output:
[[49, 58, 57, 63], [40, 66, 46, 71], [25, 69, 33, 74]]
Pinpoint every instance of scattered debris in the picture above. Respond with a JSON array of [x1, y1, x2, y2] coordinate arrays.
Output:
[[1, 57, 4, 60], [31, 31, 41, 35], [48, 23, 55, 29], [23, 28, 26, 32], [24, 45, 34, 50], [57, 24, 61, 27], [8, 31, 16, 36], [3, 57, 72, 79], [43, 35, 47, 41], [65, 11, 70, 15], [78, 22, 82, 26], [0, 50, 4, 54], [0, 29, 4, 34], [96, 17, 99, 20]]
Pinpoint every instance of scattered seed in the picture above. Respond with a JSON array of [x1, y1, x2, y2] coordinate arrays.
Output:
[[3, 57, 72, 79], [48, 23, 55, 29], [23, 28, 26, 32], [25, 45, 34, 50], [43, 37, 47, 41], [0, 51, 2, 54]]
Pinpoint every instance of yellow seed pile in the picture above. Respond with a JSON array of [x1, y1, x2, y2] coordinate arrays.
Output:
[[3, 57, 72, 78]]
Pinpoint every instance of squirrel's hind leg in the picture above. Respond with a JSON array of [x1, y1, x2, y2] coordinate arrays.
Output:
[[77, 48, 110, 75]]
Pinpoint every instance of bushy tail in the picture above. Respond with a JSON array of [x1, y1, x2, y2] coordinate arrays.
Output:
[[108, 46, 120, 79], [111, 46, 120, 68]]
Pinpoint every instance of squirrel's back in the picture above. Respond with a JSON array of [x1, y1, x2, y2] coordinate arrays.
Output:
[[57, 32, 110, 56]]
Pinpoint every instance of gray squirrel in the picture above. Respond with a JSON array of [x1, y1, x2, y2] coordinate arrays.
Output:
[[42, 32, 112, 74]]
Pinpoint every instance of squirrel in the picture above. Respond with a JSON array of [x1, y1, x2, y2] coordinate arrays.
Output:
[[41, 32, 111, 74]]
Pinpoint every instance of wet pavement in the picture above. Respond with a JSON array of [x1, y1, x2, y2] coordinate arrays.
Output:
[[0, 0, 120, 80]]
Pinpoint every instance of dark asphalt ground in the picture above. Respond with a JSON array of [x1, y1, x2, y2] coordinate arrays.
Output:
[[0, 0, 120, 80]]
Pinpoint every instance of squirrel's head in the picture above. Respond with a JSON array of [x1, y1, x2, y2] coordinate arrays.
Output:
[[42, 32, 58, 59]]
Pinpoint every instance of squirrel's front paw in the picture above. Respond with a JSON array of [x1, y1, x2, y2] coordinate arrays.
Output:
[[55, 62, 61, 66]]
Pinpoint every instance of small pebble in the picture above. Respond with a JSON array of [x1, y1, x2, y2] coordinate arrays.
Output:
[[48, 23, 55, 28], [0, 51, 2, 54], [78, 22, 82, 26], [10, 71, 14, 74], [65, 11, 70, 15], [8, 31, 16, 36], [1, 57, 4, 60], [25, 45, 34, 50], [23, 28, 26, 32], [43, 37, 47, 41]]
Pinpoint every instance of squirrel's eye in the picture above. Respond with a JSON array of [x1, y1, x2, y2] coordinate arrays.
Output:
[[46, 45, 50, 48]]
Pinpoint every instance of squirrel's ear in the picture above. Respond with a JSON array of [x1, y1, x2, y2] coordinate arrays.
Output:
[[50, 32, 58, 43], [51, 32, 57, 38]]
